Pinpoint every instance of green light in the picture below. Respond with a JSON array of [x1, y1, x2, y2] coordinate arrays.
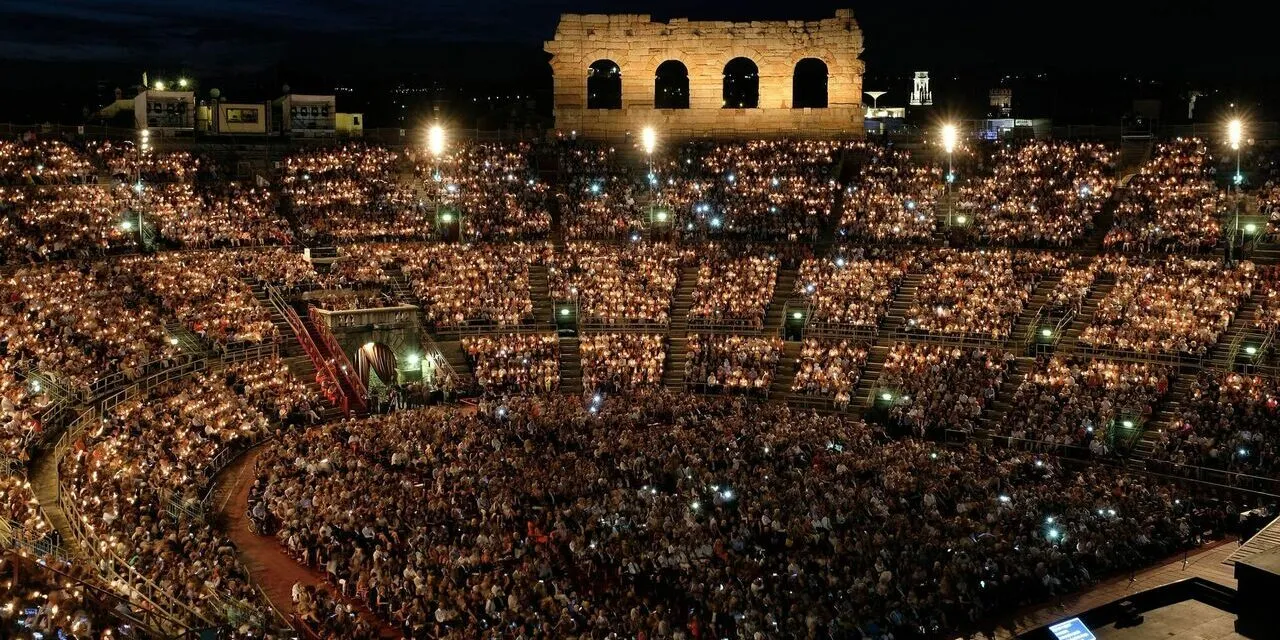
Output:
[[440, 212, 454, 223], [1122, 420, 1134, 429], [955, 215, 967, 225], [1246, 346, 1258, 356], [1245, 223, 1257, 234], [1041, 328, 1052, 338], [560, 308, 570, 317], [880, 392, 893, 401], [792, 311, 803, 320], [656, 210, 669, 222]]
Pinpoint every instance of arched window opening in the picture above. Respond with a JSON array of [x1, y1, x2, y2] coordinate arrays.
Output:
[[654, 60, 689, 109], [587, 60, 622, 110], [722, 57, 759, 109], [793, 58, 829, 108]]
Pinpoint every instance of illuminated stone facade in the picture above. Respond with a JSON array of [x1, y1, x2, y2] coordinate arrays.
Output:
[[545, 10, 866, 140]]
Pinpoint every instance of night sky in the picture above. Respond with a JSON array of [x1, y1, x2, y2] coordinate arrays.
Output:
[[0, 0, 1274, 122]]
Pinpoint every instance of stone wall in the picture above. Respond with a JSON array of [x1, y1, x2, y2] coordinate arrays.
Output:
[[545, 10, 866, 140]]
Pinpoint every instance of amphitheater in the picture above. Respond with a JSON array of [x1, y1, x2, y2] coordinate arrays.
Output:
[[0, 131, 1278, 639]]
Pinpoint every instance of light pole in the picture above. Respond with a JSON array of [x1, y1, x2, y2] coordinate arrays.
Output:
[[428, 124, 448, 236], [1228, 118, 1244, 257], [941, 123, 957, 226], [642, 125, 657, 186]]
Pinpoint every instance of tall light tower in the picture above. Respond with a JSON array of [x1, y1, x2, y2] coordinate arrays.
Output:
[[428, 124, 450, 235], [941, 123, 958, 226], [1228, 118, 1244, 255], [641, 126, 657, 178]]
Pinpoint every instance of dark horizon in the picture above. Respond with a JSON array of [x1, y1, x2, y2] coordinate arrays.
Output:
[[1, 0, 1275, 125]]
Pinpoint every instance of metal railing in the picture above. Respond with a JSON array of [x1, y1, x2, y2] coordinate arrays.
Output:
[[1145, 460, 1280, 497], [307, 306, 370, 407], [268, 283, 355, 415]]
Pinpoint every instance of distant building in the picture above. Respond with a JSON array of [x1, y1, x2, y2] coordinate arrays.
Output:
[[274, 94, 337, 137], [135, 89, 196, 133], [910, 72, 932, 106]]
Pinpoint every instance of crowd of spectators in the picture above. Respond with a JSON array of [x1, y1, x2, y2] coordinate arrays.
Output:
[[0, 551, 138, 639], [689, 253, 778, 328], [417, 143, 551, 239], [840, 144, 942, 241], [549, 242, 682, 324], [284, 146, 426, 242], [1105, 139, 1223, 252], [906, 250, 1067, 339], [959, 142, 1115, 245], [1002, 356, 1171, 456], [1152, 372, 1280, 476], [796, 250, 913, 328], [790, 338, 868, 407], [59, 367, 289, 630], [881, 343, 1011, 433], [251, 392, 1223, 639], [1081, 257, 1257, 356], [463, 333, 559, 395], [1045, 260, 1100, 316], [557, 145, 647, 240], [122, 252, 278, 347], [685, 334, 782, 395], [579, 333, 665, 393]]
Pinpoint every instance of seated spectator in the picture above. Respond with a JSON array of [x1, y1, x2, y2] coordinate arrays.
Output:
[[689, 253, 778, 328], [549, 242, 682, 324], [463, 333, 559, 395], [791, 338, 868, 408], [797, 250, 914, 328], [1105, 139, 1223, 252], [580, 333, 665, 392], [685, 333, 782, 395], [881, 343, 1011, 433]]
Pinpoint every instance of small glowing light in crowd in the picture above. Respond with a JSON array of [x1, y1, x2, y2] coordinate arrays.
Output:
[[406, 353, 420, 366], [726, 173, 736, 184], [120, 220, 133, 231], [687, 223, 695, 230], [497, 407, 507, 417], [428, 124, 446, 157], [1246, 346, 1258, 355], [792, 311, 803, 320], [1041, 328, 1053, 338], [710, 217, 722, 228], [1108, 509, 1116, 516], [168, 336, 179, 345], [1239, 448, 1249, 456], [945, 171, 955, 184], [881, 392, 894, 402], [1045, 516, 1055, 524], [1122, 420, 1134, 429], [955, 215, 968, 225], [1035, 459, 1044, 468], [593, 394, 603, 405], [140, 129, 150, 138], [1047, 528, 1060, 540], [722, 488, 734, 500], [631, 233, 640, 242], [590, 183, 601, 194], [930, 452, 938, 460], [1245, 223, 1258, 234], [906, 200, 916, 210], [1175, 499, 1181, 505], [655, 210, 669, 222], [835, 257, 846, 267], [641, 126, 657, 155], [440, 212, 454, 223], [154, 80, 166, 91], [133, 181, 145, 194], [998, 495, 1011, 503], [771, 177, 779, 187], [691, 501, 700, 511], [30, 381, 41, 393], [560, 308, 570, 317], [178, 78, 189, 88]]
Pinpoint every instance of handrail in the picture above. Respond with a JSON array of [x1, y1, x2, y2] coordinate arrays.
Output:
[[268, 283, 352, 415], [308, 306, 370, 407], [1145, 459, 1280, 496]]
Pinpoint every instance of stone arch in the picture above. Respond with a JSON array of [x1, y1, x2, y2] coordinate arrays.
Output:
[[654, 60, 690, 109], [722, 57, 759, 109], [587, 59, 622, 109], [793, 57, 829, 108]]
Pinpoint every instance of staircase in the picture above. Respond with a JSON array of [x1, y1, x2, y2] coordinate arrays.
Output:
[[384, 264, 417, 305], [662, 335, 689, 391], [977, 356, 1036, 440], [433, 339, 475, 390], [1207, 298, 1263, 371], [296, 307, 367, 413], [528, 263, 554, 324], [1060, 281, 1114, 352], [763, 268, 798, 333], [1127, 373, 1194, 471], [1010, 276, 1062, 352], [884, 272, 924, 333], [671, 266, 697, 331], [769, 340, 802, 398], [280, 354, 343, 422], [1226, 515, 1280, 566], [245, 279, 300, 357], [851, 344, 891, 410], [559, 337, 583, 394]]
